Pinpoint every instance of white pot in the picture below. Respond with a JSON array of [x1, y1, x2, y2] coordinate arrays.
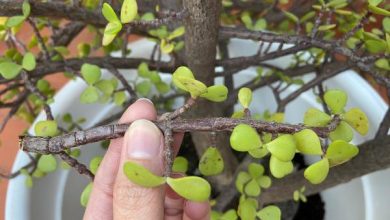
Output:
[[6, 39, 389, 220]]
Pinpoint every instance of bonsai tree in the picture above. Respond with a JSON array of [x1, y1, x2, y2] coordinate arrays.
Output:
[[1, 0, 389, 219]]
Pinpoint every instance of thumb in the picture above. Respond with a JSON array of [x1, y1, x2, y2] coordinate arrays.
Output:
[[113, 119, 165, 219]]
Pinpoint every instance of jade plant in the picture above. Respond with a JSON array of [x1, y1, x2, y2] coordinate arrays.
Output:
[[0, 0, 389, 219]]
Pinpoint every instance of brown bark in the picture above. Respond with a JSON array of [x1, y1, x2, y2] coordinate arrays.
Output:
[[183, 0, 238, 190]]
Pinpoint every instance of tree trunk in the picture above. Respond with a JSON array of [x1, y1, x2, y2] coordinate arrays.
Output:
[[183, 0, 238, 190]]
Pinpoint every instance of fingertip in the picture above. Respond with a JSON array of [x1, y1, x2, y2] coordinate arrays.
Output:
[[184, 200, 211, 220], [119, 98, 157, 123]]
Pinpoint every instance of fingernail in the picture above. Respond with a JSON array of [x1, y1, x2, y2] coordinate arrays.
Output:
[[136, 98, 153, 105], [126, 119, 162, 159]]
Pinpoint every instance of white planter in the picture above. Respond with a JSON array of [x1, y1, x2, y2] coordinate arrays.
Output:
[[6, 39, 389, 220]]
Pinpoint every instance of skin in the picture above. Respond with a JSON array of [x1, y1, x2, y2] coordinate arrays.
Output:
[[84, 98, 210, 220]]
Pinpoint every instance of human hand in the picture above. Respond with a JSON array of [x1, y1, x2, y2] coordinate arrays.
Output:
[[83, 99, 210, 220]]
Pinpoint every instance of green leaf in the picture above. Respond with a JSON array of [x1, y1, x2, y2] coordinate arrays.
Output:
[[120, 0, 138, 23], [244, 179, 261, 197], [167, 176, 211, 202], [22, 1, 31, 17], [383, 17, 390, 33], [301, 11, 316, 22], [220, 209, 238, 220], [25, 175, 33, 188], [248, 147, 269, 158], [160, 39, 174, 54], [253, 19, 267, 31], [269, 156, 293, 178], [77, 43, 91, 58], [37, 155, 57, 173], [303, 108, 331, 126], [238, 199, 257, 220], [22, 52, 36, 71], [174, 77, 207, 98], [235, 171, 251, 193], [104, 21, 122, 35], [248, 163, 264, 178], [326, 140, 358, 166], [172, 66, 195, 90], [304, 158, 329, 184], [365, 39, 387, 53], [155, 82, 170, 94], [123, 161, 165, 187], [368, 4, 390, 16], [80, 86, 100, 104], [141, 12, 155, 21], [95, 79, 115, 95], [324, 89, 347, 114], [138, 62, 150, 78], [32, 168, 46, 178], [283, 10, 299, 23], [81, 63, 101, 85], [200, 85, 228, 102], [241, 11, 253, 30], [89, 156, 103, 175], [256, 176, 272, 189], [257, 205, 281, 220], [80, 183, 93, 207], [329, 121, 354, 142], [230, 124, 262, 152], [293, 190, 300, 201], [34, 120, 58, 137], [0, 62, 23, 79], [172, 156, 188, 173], [326, 0, 347, 8], [102, 32, 118, 46], [318, 24, 337, 31], [5, 16, 25, 28], [114, 91, 126, 106], [368, 0, 383, 6], [343, 107, 369, 135], [136, 81, 152, 97], [238, 87, 252, 108], [375, 58, 390, 70], [199, 147, 224, 176], [168, 26, 185, 40], [102, 3, 119, 23], [293, 129, 322, 155], [266, 135, 296, 162]]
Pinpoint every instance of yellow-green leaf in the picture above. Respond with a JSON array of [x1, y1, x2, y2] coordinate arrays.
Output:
[[230, 124, 262, 152], [167, 176, 211, 202], [343, 108, 369, 135], [266, 135, 296, 162], [80, 183, 93, 207], [172, 156, 188, 173], [102, 3, 119, 23], [329, 121, 354, 142], [123, 161, 165, 187], [304, 158, 329, 184], [304, 108, 331, 126], [293, 129, 322, 155], [34, 120, 58, 137], [269, 156, 293, 178], [326, 140, 358, 166], [324, 89, 347, 114], [199, 147, 224, 176], [257, 205, 281, 220], [121, 0, 138, 23], [238, 87, 252, 108], [200, 85, 228, 102]]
